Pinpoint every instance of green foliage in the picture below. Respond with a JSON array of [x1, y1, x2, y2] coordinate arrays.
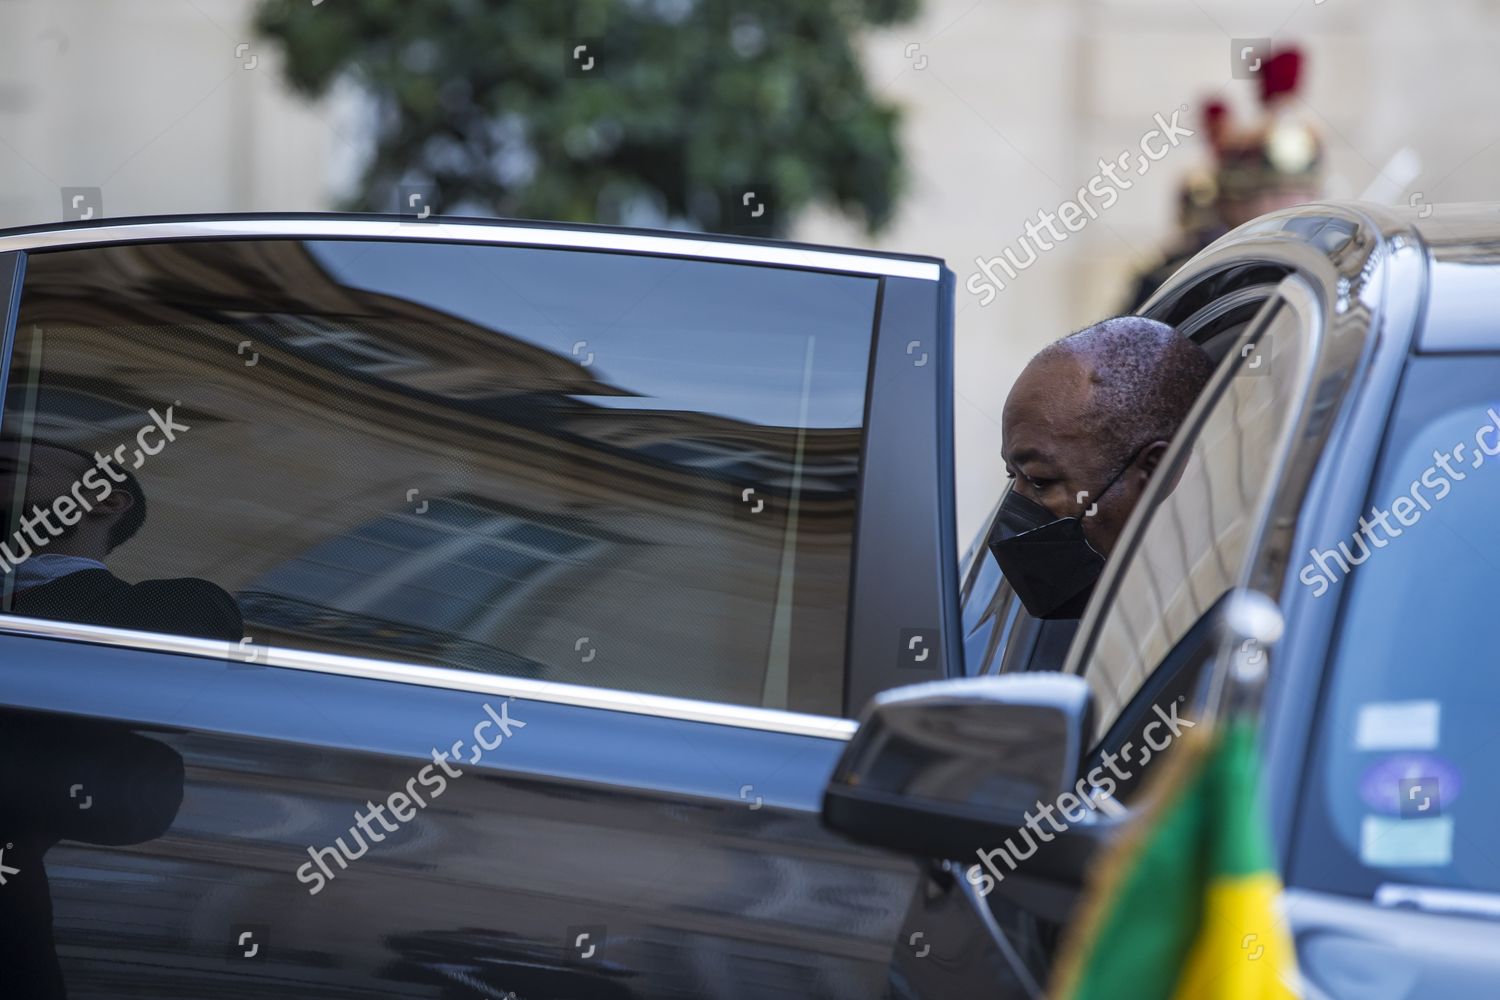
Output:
[[255, 0, 918, 235]]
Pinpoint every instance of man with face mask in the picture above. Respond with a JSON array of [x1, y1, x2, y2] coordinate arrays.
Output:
[[990, 316, 1214, 620], [0, 438, 243, 641]]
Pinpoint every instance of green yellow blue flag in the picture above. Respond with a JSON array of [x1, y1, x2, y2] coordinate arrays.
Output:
[[1051, 718, 1299, 1000]]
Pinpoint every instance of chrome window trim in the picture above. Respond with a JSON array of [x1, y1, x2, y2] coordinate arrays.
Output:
[[0, 218, 942, 281], [0, 613, 858, 740], [1172, 283, 1282, 344]]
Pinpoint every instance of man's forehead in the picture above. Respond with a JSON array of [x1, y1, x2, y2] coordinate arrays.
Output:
[[1003, 352, 1097, 441], [1005, 442, 1058, 469]]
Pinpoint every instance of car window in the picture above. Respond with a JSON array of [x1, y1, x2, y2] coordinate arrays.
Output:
[[1072, 290, 1312, 742], [0, 239, 881, 715], [1293, 355, 1500, 896]]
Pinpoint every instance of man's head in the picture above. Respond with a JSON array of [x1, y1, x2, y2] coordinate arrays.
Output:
[[0, 438, 145, 559], [1001, 316, 1214, 558]]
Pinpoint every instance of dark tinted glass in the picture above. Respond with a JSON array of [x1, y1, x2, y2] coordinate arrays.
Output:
[[1079, 300, 1306, 739], [0, 239, 880, 715], [1294, 356, 1500, 895]]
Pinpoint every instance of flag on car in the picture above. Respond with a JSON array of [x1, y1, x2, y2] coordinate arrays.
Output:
[[1050, 716, 1299, 1000]]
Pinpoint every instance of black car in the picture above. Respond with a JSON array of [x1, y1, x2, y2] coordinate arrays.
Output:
[[7, 202, 1496, 1000]]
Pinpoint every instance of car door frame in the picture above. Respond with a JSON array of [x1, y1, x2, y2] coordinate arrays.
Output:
[[0, 213, 965, 707], [1066, 203, 1429, 941], [1132, 205, 1433, 864], [942, 205, 1421, 995]]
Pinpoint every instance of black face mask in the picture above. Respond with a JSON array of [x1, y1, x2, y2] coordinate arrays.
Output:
[[987, 450, 1143, 620]]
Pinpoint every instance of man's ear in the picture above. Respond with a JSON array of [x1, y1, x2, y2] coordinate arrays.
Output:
[[89, 487, 133, 519], [1138, 439, 1172, 478], [1143, 437, 1195, 505]]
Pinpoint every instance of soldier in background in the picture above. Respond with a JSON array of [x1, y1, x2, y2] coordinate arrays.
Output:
[[1124, 46, 1323, 311]]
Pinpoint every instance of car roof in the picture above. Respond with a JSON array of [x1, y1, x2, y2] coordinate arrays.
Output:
[[1397, 202, 1500, 352], [1147, 199, 1500, 353], [1397, 201, 1500, 266]]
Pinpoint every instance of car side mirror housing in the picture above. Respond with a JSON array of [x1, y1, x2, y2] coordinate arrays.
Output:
[[822, 674, 1097, 864]]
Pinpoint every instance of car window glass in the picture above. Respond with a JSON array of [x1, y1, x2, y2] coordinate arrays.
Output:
[[0, 239, 881, 715], [1077, 296, 1310, 740], [1294, 355, 1500, 896]]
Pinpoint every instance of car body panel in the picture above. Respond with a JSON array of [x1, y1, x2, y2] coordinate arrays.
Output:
[[1285, 889, 1500, 999], [0, 627, 919, 998], [844, 274, 960, 712]]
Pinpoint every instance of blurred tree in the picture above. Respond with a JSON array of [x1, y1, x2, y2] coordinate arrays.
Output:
[[255, 0, 918, 235]]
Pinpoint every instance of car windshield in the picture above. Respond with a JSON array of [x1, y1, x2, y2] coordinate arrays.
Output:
[[1294, 354, 1500, 899]]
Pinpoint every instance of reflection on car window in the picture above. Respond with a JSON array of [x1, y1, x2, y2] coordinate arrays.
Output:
[[1079, 301, 1308, 738], [1295, 356, 1500, 896], [1, 240, 881, 715]]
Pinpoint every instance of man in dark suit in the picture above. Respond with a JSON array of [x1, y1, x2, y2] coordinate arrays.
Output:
[[0, 439, 243, 641]]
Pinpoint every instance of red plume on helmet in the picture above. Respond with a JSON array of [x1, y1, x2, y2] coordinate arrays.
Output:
[[1201, 99, 1231, 156], [1258, 46, 1303, 105]]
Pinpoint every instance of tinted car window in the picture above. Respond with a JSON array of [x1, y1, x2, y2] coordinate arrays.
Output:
[[0, 239, 880, 715], [1294, 355, 1500, 895], [958, 517, 1018, 676], [1076, 298, 1309, 739]]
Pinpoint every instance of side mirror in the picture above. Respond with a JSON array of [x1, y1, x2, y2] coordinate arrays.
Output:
[[822, 674, 1109, 879]]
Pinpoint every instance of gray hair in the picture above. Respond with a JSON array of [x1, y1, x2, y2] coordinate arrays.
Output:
[[1037, 315, 1214, 460]]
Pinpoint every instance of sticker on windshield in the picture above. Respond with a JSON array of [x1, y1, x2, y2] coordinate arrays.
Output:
[[1360, 814, 1453, 867], [1354, 700, 1441, 751], [1358, 754, 1461, 815]]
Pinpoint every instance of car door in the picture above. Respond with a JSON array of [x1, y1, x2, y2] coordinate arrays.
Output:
[[0, 221, 978, 999], [954, 274, 1328, 993]]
